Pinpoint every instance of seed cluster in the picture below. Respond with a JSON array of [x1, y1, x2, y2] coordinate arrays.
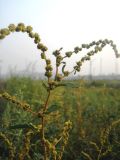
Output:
[[0, 133, 15, 160], [1, 23, 120, 80], [0, 23, 120, 160], [44, 139, 57, 160], [57, 120, 72, 160], [43, 120, 72, 160], [0, 23, 51, 79], [45, 59, 53, 78], [18, 130, 33, 160], [52, 39, 120, 79], [0, 92, 35, 114], [73, 39, 120, 74]]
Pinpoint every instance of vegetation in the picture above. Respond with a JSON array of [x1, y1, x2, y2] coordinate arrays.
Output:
[[0, 23, 120, 160]]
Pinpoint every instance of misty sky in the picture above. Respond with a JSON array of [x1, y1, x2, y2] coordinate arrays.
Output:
[[0, 0, 120, 76]]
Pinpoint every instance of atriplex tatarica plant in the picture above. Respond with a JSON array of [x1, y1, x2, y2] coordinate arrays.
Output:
[[0, 23, 120, 160]]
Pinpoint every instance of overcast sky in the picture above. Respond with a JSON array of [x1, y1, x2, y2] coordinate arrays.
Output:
[[0, 0, 120, 76]]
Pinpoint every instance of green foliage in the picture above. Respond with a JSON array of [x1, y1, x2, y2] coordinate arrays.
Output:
[[0, 23, 120, 160], [1, 78, 120, 160], [45, 103, 59, 114]]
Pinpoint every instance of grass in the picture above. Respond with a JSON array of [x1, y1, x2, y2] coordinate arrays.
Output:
[[0, 77, 120, 159], [1, 23, 120, 159]]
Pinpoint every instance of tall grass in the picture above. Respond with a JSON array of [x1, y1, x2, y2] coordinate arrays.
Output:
[[0, 77, 120, 159], [0, 23, 120, 159]]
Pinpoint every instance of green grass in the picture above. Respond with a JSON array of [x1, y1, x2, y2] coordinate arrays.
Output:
[[0, 77, 120, 160]]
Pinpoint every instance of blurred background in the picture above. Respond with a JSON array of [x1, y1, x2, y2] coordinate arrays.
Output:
[[0, 0, 120, 79], [0, 1, 120, 159]]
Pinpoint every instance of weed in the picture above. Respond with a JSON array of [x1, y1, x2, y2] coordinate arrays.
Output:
[[0, 23, 120, 160]]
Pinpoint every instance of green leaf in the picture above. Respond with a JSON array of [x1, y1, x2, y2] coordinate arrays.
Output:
[[8, 123, 38, 130], [56, 82, 79, 88], [45, 103, 59, 114], [0, 124, 33, 131], [62, 64, 66, 73], [9, 124, 32, 129], [42, 82, 48, 90]]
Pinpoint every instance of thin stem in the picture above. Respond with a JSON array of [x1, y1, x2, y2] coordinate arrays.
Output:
[[54, 137, 63, 146], [55, 63, 59, 81], [41, 116, 47, 160], [43, 90, 51, 112], [56, 66, 58, 76], [97, 146, 103, 160], [41, 81, 51, 160], [63, 55, 67, 59]]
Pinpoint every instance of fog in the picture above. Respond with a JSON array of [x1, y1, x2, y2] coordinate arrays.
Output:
[[0, 0, 120, 77]]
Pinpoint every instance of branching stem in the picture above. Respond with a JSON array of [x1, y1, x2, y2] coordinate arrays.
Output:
[[41, 79, 51, 160]]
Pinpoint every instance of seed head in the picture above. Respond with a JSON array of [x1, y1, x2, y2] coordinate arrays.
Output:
[[29, 32, 35, 38], [34, 33, 40, 40], [45, 65, 53, 71], [26, 26, 33, 33], [56, 74, 63, 81], [63, 71, 69, 76], [8, 24, 16, 32], [18, 23, 25, 32], [74, 47, 81, 53], [16, 26, 22, 32], [41, 52, 46, 59], [34, 39, 40, 44], [45, 71, 52, 78], [65, 51, 72, 57], [46, 59, 51, 65], [0, 28, 10, 35]]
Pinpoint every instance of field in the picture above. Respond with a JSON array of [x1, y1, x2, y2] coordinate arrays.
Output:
[[0, 77, 120, 160]]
